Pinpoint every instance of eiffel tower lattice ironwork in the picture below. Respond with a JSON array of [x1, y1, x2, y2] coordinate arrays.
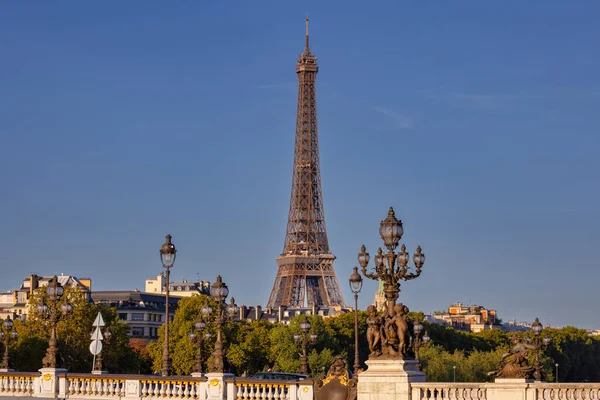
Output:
[[267, 17, 346, 309]]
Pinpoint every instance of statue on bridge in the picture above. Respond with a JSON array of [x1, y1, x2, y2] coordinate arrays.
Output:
[[488, 336, 538, 379], [366, 302, 414, 359]]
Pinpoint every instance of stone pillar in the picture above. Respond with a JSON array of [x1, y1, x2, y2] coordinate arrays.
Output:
[[358, 359, 425, 400], [123, 379, 142, 400], [37, 368, 67, 398], [203, 372, 234, 400], [487, 379, 530, 400]]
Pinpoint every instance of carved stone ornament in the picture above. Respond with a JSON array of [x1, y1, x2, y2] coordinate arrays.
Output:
[[314, 356, 358, 400]]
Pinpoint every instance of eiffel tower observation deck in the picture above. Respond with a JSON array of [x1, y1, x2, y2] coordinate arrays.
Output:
[[267, 17, 345, 309]]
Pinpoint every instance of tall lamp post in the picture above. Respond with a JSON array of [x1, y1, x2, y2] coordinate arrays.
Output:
[[294, 315, 317, 375], [0, 317, 17, 371], [555, 363, 559, 383], [39, 276, 72, 369], [208, 276, 238, 373], [160, 234, 177, 377], [189, 312, 209, 376], [531, 317, 550, 381], [412, 319, 430, 370], [349, 267, 363, 375]]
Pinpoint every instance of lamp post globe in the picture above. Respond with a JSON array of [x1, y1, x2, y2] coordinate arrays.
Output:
[[159, 234, 176, 377]]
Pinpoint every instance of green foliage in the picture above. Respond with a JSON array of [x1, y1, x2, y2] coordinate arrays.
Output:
[[15, 286, 149, 373]]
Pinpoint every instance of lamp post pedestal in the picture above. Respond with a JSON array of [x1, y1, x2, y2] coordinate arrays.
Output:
[[38, 367, 68, 398], [91, 370, 108, 375], [357, 359, 425, 400]]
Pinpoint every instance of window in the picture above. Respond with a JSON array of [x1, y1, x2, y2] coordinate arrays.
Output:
[[118, 313, 128, 321], [131, 313, 144, 321], [131, 327, 145, 337]]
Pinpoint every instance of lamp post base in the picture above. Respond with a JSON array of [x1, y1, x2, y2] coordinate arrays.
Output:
[[357, 359, 425, 400], [91, 369, 109, 375]]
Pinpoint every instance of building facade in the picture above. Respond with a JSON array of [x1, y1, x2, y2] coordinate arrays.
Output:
[[145, 274, 211, 298]]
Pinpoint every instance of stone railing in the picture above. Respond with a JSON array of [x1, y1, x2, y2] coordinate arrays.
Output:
[[1, 370, 599, 400], [0, 370, 313, 400], [0, 372, 38, 397], [532, 383, 600, 400], [225, 377, 314, 400], [412, 383, 488, 400], [412, 381, 600, 400]]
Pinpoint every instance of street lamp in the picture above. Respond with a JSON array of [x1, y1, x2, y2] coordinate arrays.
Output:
[[189, 317, 207, 375], [0, 317, 17, 371], [453, 365, 457, 382], [412, 319, 430, 370], [358, 207, 425, 358], [39, 276, 72, 369], [208, 275, 237, 373], [531, 317, 550, 381], [555, 363, 559, 383], [349, 266, 363, 375], [294, 315, 317, 375], [159, 234, 177, 377]]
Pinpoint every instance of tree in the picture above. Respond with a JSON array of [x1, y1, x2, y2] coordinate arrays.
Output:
[[17, 286, 145, 373]]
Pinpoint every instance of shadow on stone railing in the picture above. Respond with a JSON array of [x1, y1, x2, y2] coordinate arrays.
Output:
[[225, 377, 314, 400]]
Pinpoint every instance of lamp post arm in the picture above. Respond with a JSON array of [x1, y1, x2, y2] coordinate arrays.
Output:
[[361, 265, 380, 281]]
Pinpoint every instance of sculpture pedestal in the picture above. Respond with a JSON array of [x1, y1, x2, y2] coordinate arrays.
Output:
[[358, 359, 425, 400]]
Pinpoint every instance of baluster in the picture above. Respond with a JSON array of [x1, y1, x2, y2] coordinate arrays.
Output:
[[240, 384, 248, 400], [141, 380, 148, 397]]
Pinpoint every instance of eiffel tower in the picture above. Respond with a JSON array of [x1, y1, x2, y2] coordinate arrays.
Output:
[[267, 17, 345, 309]]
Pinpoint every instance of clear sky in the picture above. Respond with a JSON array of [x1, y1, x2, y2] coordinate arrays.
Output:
[[1, 1, 599, 329]]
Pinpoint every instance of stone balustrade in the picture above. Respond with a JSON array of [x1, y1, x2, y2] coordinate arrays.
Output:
[[0, 370, 599, 400]]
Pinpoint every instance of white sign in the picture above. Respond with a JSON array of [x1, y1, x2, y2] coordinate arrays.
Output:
[[90, 340, 102, 356]]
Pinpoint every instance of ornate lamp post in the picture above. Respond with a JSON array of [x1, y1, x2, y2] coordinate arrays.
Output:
[[39, 276, 72, 369], [531, 317, 550, 381], [0, 317, 17, 371], [294, 315, 317, 375], [349, 267, 363, 375], [189, 315, 207, 375], [208, 276, 238, 373], [358, 207, 425, 359], [412, 319, 430, 370], [159, 234, 177, 377], [94, 330, 111, 373]]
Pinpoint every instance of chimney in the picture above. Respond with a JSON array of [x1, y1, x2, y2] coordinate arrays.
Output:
[[239, 305, 247, 320], [255, 305, 262, 320], [30, 274, 39, 295], [312, 302, 317, 316], [278, 305, 285, 322]]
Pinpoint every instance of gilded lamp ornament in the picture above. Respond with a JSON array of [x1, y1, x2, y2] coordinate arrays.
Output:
[[358, 207, 426, 359]]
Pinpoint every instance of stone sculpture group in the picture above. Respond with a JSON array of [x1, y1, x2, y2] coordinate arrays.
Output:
[[366, 303, 414, 359]]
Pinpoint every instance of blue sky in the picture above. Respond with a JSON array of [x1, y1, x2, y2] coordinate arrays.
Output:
[[1, 1, 599, 329]]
